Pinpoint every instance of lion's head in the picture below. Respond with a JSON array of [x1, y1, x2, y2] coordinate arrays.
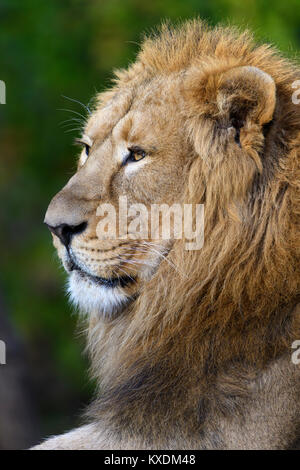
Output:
[[45, 20, 300, 445], [45, 56, 190, 316]]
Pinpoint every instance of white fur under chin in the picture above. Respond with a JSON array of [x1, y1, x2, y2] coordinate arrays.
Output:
[[67, 271, 130, 317]]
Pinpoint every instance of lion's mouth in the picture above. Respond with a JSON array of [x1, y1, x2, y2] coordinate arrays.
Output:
[[66, 254, 136, 289]]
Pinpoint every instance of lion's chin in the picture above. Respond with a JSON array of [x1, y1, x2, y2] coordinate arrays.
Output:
[[67, 270, 132, 318]]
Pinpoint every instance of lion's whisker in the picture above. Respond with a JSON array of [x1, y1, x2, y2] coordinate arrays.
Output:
[[62, 95, 91, 115], [58, 108, 87, 120], [140, 241, 187, 279]]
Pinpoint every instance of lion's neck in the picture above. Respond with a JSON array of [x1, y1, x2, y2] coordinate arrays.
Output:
[[85, 294, 299, 444], [86, 176, 299, 443]]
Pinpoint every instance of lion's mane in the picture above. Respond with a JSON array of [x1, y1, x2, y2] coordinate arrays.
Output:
[[86, 20, 300, 446]]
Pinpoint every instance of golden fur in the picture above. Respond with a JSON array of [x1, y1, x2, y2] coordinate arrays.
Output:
[[36, 20, 300, 449]]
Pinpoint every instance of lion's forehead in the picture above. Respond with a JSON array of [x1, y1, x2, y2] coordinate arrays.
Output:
[[85, 88, 134, 142], [85, 76, 182, 145]]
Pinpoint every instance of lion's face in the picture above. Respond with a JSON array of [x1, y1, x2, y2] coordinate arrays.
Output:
[[45, 76, 189, 316], [45, 42, 279, 318]]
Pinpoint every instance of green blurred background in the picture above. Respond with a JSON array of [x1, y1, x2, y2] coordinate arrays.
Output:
[[0, 0, 299, 449]]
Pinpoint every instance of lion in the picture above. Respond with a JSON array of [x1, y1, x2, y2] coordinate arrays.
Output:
[[33, 20, 300, 449]]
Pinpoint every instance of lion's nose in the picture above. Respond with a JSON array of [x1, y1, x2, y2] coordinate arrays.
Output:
[[44, 183, 92, 247], [45, 222, 87, 247]]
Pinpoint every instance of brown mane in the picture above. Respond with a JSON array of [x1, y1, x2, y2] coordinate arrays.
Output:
[[85, 20, 300, 446]]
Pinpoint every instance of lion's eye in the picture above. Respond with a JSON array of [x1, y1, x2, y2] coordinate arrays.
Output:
[[84, 144, 90, 156], [124, 147, 146, 164], [75, 138, 91, 158]]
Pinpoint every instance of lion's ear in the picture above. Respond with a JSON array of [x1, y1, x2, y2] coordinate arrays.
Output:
[[217, 66, 276, 129]]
